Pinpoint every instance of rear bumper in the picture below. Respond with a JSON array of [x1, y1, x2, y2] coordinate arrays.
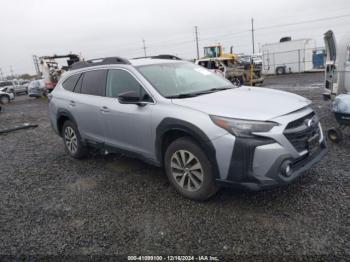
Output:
[[215, 137, 327, 190], [28, 89, 43, 97]]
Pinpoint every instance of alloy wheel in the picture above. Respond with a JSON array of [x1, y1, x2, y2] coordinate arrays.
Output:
[[64, 126, 78, 154], [170, 150, 204, 191]]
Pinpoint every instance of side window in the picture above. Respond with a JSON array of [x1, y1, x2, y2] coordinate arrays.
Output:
[[140, 88, 153, 102], [74, 74, 83, 93], [106, 69, 152, 102], [81, 70, 107, 96], [62, 73, 81, 92]]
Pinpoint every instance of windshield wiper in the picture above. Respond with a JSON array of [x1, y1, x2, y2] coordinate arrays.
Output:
[[166, 86, 233, 99], [205, 86, 233, 93], [166, 92, 202, 99]]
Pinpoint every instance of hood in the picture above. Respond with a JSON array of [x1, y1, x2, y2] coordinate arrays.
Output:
[[171, 86, 311, 121]]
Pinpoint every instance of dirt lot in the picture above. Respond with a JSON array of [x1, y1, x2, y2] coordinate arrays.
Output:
[[0, 72, 349, 260]]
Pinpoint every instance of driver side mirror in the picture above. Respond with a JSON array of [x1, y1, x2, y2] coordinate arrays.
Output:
[[118, 91, 140, 104], [118, 91, 141, 105]]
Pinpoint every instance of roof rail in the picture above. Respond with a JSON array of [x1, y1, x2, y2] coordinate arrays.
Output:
[[70, 56, 130, 70], [133, 54, 182, 60]]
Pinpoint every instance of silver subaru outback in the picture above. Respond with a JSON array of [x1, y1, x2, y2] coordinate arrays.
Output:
[[49, 57, 327, 200]]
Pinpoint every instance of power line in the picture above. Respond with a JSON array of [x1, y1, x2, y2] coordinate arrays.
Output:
[[72, 13, 350, 59], [255, 13, 350, 31]]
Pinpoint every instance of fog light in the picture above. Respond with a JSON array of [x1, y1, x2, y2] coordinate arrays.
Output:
[[281, 160, 293, 177]]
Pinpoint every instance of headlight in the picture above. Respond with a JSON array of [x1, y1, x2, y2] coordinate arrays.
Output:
[[210, 115, 278, 138]]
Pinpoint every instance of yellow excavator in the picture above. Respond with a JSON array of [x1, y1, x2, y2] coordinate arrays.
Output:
[[203, 44, 237, 59]]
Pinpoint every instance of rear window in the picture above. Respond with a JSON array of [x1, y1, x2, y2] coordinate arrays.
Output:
[[62, 74, 81, 92], [81, 70, 107, 96]]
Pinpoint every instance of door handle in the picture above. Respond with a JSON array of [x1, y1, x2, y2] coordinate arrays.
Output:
[[101, 106, 109, 112], [69, 100, 76, 106]]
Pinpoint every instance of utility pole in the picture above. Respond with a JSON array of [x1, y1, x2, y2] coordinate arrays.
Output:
[[251, 18, 255, 54], [142, 39, 147, 57], [0, 68, 3, 81], [10, 66, 14, 79], [195, 26, 200, 60]]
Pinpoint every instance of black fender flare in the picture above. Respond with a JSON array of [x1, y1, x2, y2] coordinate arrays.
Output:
[[56, 109, 79, 136], [155, 117, 220, 179]]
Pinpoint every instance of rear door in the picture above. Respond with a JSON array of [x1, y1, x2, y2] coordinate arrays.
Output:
[[72, 69, 107, 143], [324, 30, 337, 96]]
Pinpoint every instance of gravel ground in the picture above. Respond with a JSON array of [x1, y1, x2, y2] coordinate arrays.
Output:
[[0, 72, 349, 260]]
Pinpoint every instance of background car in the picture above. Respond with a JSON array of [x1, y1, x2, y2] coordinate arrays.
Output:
[[28, 79, 45, 98], [0, 88, 15, 104], [0, 80, 27, 95]]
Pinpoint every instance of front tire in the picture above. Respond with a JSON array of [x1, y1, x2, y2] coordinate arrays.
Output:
[[328, 127, 343, 143], [230, 77, 241, 87], [62, 120, 87, 159], [0, 95, 10, 104], [164, 137, 218, 201]]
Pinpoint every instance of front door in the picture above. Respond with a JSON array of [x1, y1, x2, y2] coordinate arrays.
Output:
[[100, 69, 154, 156]]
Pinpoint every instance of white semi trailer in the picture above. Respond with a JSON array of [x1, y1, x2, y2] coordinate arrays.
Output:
[[262, 37, 315, 75]]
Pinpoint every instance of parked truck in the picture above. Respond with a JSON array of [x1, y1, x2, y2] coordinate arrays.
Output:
[[262, 37, 315, 75]]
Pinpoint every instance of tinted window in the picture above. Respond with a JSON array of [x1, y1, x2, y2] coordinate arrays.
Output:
[[106, 69, 142, 98], [0, 82, 13, 87], [62, 74, 81, 92], [74, 74, 83, 93], [81, 70, 107, 96]]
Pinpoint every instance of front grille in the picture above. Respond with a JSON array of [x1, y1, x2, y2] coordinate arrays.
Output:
[[284, 113, 320, 152], [286, 112, 315, 129]]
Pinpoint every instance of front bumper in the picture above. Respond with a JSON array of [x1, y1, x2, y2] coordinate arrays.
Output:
[[215, 137, 327, 190], [212, 108, 327, 190]]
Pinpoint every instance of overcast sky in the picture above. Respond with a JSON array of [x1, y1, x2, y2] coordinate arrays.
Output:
[[1, 0, 350, 75]]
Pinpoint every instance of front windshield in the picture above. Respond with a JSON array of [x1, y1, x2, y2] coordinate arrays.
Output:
[[137, 62, 234, 98]]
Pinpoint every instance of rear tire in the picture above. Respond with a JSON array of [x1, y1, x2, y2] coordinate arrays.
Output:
[[276, 66, 285, 75], [62, 120, 87, 159], [328, 128, 343, 143], [164, 137, 219, 201]]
